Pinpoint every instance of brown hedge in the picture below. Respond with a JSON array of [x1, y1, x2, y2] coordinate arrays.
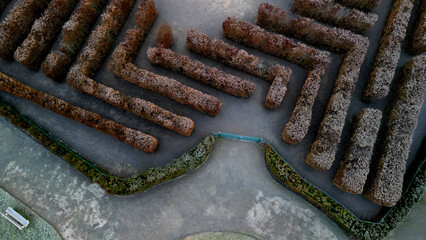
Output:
[[0, 71, 158, 152]]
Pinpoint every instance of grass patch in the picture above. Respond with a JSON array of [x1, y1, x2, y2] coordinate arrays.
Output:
[[0, 188, 61, 240]]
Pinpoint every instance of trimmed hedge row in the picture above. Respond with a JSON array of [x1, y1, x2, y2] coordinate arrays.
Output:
[[265, 144, 425, 240], [0, 100, 214, 195]]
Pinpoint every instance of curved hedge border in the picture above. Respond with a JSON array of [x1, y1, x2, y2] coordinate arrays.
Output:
[[0, 99, 214, 195], [265, 143, 425, 240], [1, 98, 424, 239]]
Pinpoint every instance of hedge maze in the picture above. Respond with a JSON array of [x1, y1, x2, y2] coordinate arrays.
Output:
[[257, 2, 369, 169], [0, 0, 424, 239], [255, 0, 424, 221], [223, 17, 332, 144], [107, 3, 223, 117], [186, 30, 292, 109]]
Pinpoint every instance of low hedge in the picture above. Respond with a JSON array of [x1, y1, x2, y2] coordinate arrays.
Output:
[[0, 99, 214, 195], [265, 144, 425, 240]]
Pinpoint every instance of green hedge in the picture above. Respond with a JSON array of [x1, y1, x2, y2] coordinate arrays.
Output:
[[265, 144, 425, 240], [0, 100, 214, 195]]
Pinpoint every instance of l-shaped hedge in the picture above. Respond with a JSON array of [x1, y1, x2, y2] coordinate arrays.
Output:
[[265, 144, 425, 240]]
